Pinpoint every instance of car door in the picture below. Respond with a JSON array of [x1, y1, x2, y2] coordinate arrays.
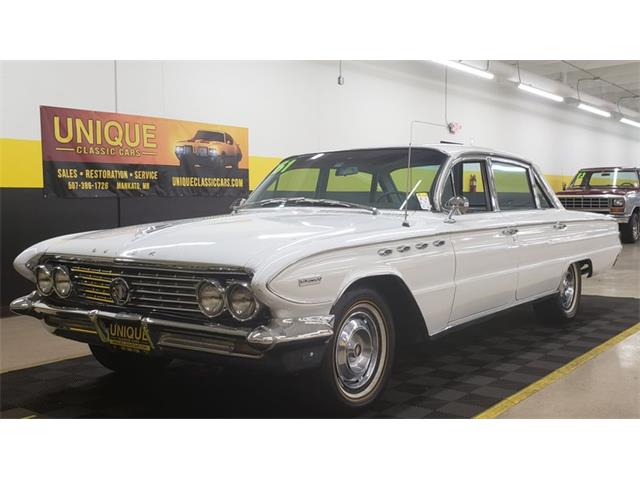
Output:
[[445, 158, 519, 326], [488, 159, 566, 301]]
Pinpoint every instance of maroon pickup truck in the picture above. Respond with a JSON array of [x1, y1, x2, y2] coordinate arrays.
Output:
[[557, 167, 640, 243]]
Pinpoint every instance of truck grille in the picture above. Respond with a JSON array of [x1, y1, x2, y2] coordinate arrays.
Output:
[[48, 258, 250, 320], [559, 196, 609, 210]]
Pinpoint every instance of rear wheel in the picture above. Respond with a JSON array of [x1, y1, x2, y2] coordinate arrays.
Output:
[[533, 263, 582, 322], [317, 287, 395, 410], [620, 210, 639, 244], [90, 344, 171, 374]]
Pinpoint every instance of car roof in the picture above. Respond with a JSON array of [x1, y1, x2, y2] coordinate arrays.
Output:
[[297, 144, 530, 164], [576, 166, 640, 171]]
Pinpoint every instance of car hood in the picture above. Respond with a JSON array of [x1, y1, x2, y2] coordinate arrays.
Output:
[[557, 188, 634, 196], [33, 208, 435, 271]]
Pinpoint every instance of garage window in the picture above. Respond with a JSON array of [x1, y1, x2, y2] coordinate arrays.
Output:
[[491, 162, 536, 211]]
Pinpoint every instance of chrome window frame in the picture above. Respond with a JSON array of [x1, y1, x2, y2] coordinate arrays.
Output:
[[433, 152, 560, 213], [433, 154, 498, 212]]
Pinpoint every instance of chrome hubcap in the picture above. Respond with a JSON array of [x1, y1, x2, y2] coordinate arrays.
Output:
[[560, 267, 576, 310], [335, 309, 381, 393], [633, 218, 639, 239]]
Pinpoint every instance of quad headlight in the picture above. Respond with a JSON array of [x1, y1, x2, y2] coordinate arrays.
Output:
[[226, 282, 259, 321], [612, 198, 625, 207], [208, 147, 218, 157], [196, 280, 225, 317], [35, 265, 54, 295], [52, 266, 73, 298]]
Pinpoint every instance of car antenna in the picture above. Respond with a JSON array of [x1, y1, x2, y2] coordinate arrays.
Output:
[[403, 120, 448, 227]]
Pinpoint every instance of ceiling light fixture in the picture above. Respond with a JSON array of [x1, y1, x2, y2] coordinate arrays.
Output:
[[432, 60, 494, 80], [620, 117, 640, 128], [577, 103, 611, 118], [517, 84, 563, 103]]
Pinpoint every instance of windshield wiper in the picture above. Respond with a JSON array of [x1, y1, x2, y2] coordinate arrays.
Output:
[[285, 197, 378, 215], [242, 198, 291, 209]]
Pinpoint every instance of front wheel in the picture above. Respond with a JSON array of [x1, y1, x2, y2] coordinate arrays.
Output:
[[317, 287, 395, 410], [620, 210, 639, 244], [533, 263, 582, 322], [90, 345, 171, 374]]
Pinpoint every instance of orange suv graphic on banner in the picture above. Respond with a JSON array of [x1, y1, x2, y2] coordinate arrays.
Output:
[[40, 105, 249, 198]]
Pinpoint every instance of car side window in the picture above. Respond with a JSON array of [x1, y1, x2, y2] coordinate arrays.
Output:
[[532, 176, 554, 209], [226, 134, 234, 145], [446, 161, 491, 212], [491, 162, 536, 211]]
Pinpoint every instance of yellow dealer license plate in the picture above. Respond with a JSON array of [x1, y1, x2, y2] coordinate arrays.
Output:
[[106, 321, 152, 352]]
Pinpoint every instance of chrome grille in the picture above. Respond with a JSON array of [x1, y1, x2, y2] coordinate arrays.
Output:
[[182, 145, 193, 155], [197, 147, 209, 156], [48, 259, 250, 319], [559, 196, 609, 210]]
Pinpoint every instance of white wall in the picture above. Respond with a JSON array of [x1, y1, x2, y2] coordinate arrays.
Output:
[[2, 60, 638, 177]]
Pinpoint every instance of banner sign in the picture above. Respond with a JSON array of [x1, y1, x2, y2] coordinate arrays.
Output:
[[40, 106, 249, 198]]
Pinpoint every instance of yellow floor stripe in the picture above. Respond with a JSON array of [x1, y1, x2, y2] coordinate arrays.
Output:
[[475, 322, 640, 419]]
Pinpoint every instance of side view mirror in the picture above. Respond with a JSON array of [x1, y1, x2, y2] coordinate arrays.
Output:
[[444, 196, 469, 223], [230, 197, 246, 212]]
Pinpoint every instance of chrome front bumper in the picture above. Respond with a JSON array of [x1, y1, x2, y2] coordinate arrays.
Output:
[[10, 292, 334, 368], [609, 214, 631, 224]]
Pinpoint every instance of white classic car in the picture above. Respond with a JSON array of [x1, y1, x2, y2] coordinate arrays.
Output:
[[11, 145, 622, 409]]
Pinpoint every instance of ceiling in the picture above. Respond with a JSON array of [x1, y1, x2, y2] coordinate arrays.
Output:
[[508, 60, 640, 114]]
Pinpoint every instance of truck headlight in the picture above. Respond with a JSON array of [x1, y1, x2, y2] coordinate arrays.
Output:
[[612, 198, 625, 207], [196, 280, 225, 317], [35, 265, 54, 295], [53, 266, 73, 297], [226, 283, 258, 321], [208, 148, 218, 157]]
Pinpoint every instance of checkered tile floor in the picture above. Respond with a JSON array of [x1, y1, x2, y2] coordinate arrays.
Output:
[[1, 295, 638, 419]]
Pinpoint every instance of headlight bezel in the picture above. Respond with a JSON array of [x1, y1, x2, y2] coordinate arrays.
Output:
[[226, 282, 260, 322], [196, 279, 226, 318], [612, 197, 625, 207], [52, 265, 73, 298], [34, 264, 54, 296]]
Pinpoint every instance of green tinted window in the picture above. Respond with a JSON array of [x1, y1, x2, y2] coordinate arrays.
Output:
[[267, 168, 319, 192], [390, 165, 439, 192], [327, 169, 377, 192], [491, 162, 536, 210]]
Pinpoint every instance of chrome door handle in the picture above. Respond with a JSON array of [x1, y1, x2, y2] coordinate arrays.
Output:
[[553, 222, 567, 230], [502, 227, 519, 236]]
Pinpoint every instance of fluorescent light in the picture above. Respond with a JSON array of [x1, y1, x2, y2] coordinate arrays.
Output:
[[620, 117, 640, 128], [432, 60, 494, 80], [517, 83, 563, 102], [578, 103, 611, 118]]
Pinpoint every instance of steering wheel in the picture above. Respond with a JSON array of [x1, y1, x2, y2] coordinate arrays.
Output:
[[619, 182, 635, 188], [374, 191, 406, 206]]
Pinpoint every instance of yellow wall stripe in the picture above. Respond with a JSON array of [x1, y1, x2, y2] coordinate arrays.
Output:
[[475, 322, 640, 419], [0, 137, 572, 191], [0, 138, 44, 188]]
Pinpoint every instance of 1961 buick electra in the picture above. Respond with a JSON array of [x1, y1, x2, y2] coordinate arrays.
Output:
[[11, 145, 622, 408]]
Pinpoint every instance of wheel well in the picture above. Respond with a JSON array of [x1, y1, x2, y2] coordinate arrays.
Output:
[[576, 259, 593, 278], [339, 275, 429, 346]]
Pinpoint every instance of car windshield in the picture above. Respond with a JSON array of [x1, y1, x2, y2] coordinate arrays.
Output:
[[193, 131, 225, 142], [569, 169, 639, 189], [245, 148, 448, 211]]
